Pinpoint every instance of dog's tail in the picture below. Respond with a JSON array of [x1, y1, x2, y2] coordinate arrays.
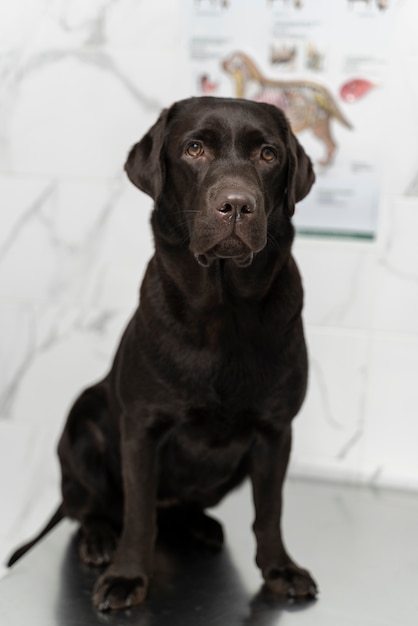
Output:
[[7, 503, 64, 566]]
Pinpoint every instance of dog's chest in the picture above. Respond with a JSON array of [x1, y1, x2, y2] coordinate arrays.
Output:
[[203, 318, 283, 402], [158, 407, 254, 505], [180, 404, 254, 447]]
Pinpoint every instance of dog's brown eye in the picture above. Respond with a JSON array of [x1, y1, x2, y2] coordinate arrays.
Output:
[[186, 142, 204, 158], [261, 146, 277, 162]]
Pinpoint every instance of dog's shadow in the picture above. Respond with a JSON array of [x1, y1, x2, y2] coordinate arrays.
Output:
[[56, 529, 315, 626]]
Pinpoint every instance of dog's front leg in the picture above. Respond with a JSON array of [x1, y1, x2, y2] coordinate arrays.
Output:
[[250, 425, 318, 599], [92, 412, 158, 611]]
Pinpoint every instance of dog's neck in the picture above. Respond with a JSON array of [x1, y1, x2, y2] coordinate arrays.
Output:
[[151, 235, 295, 309]]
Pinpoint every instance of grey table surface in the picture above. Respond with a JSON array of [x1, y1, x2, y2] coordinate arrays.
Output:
[[1, 477, 418, 625]]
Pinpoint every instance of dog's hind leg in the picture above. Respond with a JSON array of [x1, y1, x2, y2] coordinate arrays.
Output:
[[158, 504, 224, 551], [78, 517, 119, 566], [58, 383, 122, 566]]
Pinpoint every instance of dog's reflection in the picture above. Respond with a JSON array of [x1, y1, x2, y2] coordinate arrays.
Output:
[[56, 522, 315, 626]]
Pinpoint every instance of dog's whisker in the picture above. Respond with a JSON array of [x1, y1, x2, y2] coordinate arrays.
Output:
[[267, 234, 282, 252]]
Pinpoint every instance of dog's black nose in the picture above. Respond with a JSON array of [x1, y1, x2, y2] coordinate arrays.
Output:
[[216, 192, 256, 219]]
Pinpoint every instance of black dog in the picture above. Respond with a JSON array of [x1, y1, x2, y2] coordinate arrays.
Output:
[[9, 97, 317, 610]]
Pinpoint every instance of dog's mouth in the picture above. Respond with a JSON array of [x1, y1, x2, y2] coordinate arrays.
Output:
[[194, 238, 255, 268]]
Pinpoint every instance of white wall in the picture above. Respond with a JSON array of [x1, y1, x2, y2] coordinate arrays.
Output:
[[1, 0, 418, 569]]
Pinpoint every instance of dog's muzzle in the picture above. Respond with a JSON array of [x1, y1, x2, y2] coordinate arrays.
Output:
[[194, 249, 254, 268], [191, 187, 266, 268]]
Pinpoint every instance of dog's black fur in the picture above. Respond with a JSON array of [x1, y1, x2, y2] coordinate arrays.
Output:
[[9, 97, 317, 610]]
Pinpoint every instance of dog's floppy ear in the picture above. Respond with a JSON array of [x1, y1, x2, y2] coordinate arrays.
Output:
[[124, 108, 169, 200], [285, 129, 315, 216]]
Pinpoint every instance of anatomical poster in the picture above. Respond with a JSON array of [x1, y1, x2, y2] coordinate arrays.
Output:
[[184, 0, 398, 238]]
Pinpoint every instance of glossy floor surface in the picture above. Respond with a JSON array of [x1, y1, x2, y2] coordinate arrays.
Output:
[[1, 478, 418, 625]]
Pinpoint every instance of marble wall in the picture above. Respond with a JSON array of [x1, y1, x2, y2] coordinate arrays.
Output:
[[1, 0, 418, 570]]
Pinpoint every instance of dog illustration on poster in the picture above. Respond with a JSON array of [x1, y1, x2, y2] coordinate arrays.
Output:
[[223, 51, 352, 166]]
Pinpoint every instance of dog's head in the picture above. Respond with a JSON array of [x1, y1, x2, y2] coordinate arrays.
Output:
[[125, 97, 314, 268]]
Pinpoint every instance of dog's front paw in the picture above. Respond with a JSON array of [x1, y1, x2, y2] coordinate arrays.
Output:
[[264, 563, 318, 600], [92, 570, 149, 611]]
